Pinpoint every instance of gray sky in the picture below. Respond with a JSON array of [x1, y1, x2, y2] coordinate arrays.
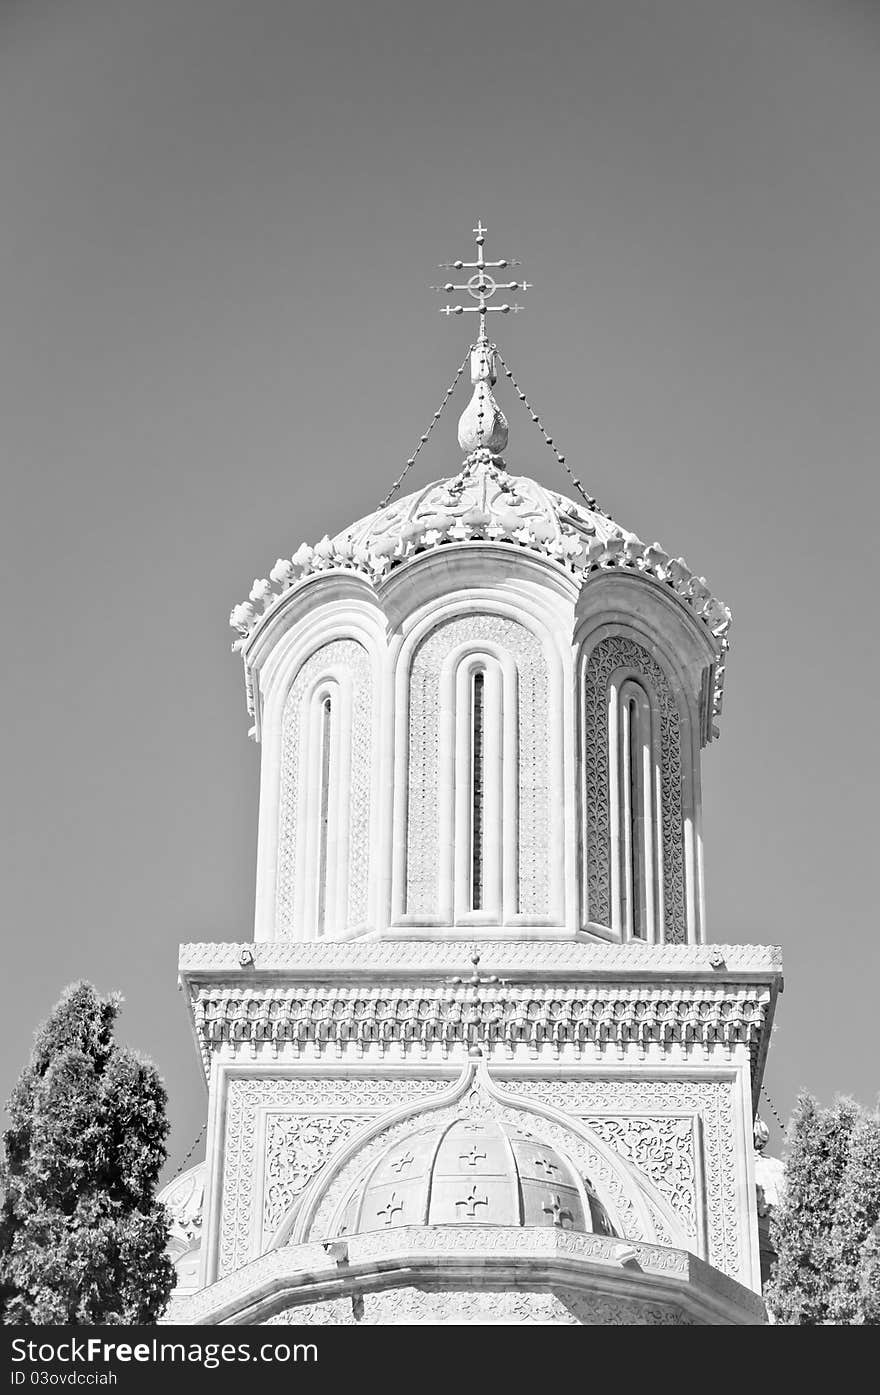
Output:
[[1, 0, 878, 1172]]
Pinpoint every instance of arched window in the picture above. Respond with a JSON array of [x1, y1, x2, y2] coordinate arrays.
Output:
[[316, 695, 333, 936], [615, 681, 658, 940], [471, 670, 486, 911], [275, 639, 374, 941], [583, 636, 687, 944], [608, 676, 662, 941], [401, 615, 557, 927]]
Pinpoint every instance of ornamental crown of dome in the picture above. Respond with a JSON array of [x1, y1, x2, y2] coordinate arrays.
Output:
[[334, 1116, 615, 1238], [333, 451, 623, 562], [228, 222, 733, 734]]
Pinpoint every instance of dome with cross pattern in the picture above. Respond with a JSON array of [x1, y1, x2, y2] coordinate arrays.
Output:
[[333, 1117, 615, 1237]]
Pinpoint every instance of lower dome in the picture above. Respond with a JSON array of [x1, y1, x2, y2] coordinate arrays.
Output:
[[335, 1117, 615, 1237]]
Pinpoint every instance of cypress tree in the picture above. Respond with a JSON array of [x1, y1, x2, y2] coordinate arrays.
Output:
[[0, 982, 174, 1324], [827, 1107, 880, 1323], [856, 1227, 880, 1325], [765, 1092, 859, 1324]]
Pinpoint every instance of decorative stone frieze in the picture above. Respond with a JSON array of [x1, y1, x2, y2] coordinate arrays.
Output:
[[179, 939, 783, 976], [189, 983, 769, 1070], [229, 455, 730, 730]]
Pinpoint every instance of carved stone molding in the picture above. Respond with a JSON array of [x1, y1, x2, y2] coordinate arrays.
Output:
[[188, 981, 769, 1084], [229, 458, 731, 731], [165, 1224, 766, 1326], [264, 1285, 694, 1325], [179, 939, 783, 976], [584, 636, 686, 941]]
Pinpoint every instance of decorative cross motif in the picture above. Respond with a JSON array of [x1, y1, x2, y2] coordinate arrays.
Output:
[[433, 221, 530, 341], [542, 1194, 574, 1229], [459, 1145, 488, 1169], [450, 948, 499, 1001], [446, 948, 518, 1050], [389, 1150, 414, 1175], [377, 1191, 404, 1227], [533, 1156, 559, 1178], [455, 1184, 489, 1219]]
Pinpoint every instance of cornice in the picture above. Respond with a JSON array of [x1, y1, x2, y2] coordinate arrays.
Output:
[[179, 939, 783, 981], [230, 530, 731, 733], [162, 1225, 765, 1326], [177, 941, 782, 1100]]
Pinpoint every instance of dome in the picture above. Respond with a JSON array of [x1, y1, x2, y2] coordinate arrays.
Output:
[[332, 452, 627, 564], [334, 1117, 616, 1237]]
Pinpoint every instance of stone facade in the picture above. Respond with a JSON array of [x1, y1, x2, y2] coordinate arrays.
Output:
[[167, 320, 780, 1324]]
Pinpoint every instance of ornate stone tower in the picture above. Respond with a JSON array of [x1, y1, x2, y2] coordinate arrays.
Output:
[[166, 225, 782, 1325]]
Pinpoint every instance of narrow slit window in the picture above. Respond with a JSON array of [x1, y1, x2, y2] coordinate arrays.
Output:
[[471, 671, 485, 910], [627, 697, 645, 940], [317, 696, 332, 935]]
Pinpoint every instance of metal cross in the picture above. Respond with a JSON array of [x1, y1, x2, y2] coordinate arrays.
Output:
[[450, 948, 499, 1002], [446, 947, 516, 1050], [456, 1184, 489, 1219], [542, 1194, 573, 1228], [389, 1150, 414, 1175], [377, 1191, 404, 1226], [459, 1145, 487, 1169], [433, 220, 530, 341]]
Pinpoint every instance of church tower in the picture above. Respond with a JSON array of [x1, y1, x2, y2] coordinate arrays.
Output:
[[163, 226, 782, 1325]]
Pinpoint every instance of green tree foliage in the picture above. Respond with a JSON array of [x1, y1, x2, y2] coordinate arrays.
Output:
[[767, 1091, 880, 1324], [0, 982, 174, 1324]]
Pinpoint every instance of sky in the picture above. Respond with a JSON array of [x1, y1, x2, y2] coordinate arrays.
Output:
[[1, 0, 878, 1175]]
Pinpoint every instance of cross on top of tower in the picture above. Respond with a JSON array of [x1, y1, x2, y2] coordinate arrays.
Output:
[[432, 220, 531, 342]]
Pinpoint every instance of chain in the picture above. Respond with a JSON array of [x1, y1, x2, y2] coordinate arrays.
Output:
[[494, 349, 603, 514], [169, 1121, 207, 1181], [761, 1084, 786, 1132], [377, 349, 473, 509]]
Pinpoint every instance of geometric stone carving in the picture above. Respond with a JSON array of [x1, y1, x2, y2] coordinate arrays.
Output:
[[192, 984, 768, 1077], [262, 1115, 366, 1237], [584, 636, 686, 941], [180, 939, 784, 975], [587, 1116, 699, 1239], [508, 1077, 738, 1278], [219, 1078, 450, 1276]]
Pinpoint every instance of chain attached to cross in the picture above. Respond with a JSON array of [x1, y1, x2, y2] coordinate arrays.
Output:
[[432, 221, 530, 341]]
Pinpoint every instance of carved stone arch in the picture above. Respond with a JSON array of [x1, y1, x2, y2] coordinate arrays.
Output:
[[277, 1060, 682, 1251], [581, 632, 688, 943], [438, 641, 517, 923], [251, 590, 387, 942], [394, 609, 558, 926], [275, 636, 374, 939]]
